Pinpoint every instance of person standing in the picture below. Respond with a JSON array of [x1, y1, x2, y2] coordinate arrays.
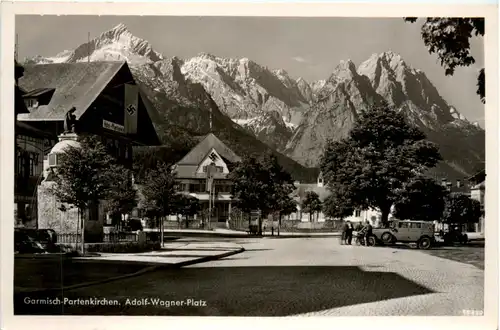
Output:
[[363, 220, 373, 247], [340, 221, 349, 245], [345, 221, 353, 245]]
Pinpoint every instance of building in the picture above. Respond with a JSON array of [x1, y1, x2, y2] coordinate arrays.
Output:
[[14, 61, 53, 228], [290, 171, 389, 227], [17, 61, 161, 240], [470, 179, 485, 233], [172, 133, 241, 228]]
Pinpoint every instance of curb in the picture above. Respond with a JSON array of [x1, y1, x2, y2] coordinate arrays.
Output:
[[15, 247, 245, 296], [164, 231, 342, 238], [263, 233, 342, 239]]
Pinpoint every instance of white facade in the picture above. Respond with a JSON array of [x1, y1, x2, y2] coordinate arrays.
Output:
[[196, 148, 230, 174]]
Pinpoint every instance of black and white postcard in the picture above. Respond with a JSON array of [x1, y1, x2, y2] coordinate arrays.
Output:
[[1, 2, 497, 330]]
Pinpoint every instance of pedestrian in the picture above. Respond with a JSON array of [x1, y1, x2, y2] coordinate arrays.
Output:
[[340, 220, 349, 245], [363, 220, 373, 247], [346, 221, 353, 245]]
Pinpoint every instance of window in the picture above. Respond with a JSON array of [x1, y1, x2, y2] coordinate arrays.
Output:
[[410, 222, 422, 229], [17, 150, 24, 175], [355, 209, 361, 217], [399, 222, 409, 228], [29, 153, 36, 176], [25, 98, 36, 108], [216, 166, 223, 173]]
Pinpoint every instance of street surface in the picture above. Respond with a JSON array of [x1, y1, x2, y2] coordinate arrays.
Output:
[[15, 237, 484, 316]]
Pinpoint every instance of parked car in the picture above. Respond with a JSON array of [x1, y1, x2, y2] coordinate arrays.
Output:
[[14, 228, 47, 254], [372, 220, 435, 249]]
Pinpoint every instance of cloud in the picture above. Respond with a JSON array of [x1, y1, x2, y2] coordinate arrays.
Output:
[[291, 56, 308, 63]]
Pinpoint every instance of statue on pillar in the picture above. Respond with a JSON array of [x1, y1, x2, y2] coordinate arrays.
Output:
[[64, 107, 77, 133]]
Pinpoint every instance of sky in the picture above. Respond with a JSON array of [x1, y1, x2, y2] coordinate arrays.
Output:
[[16, 15, 485, 126]]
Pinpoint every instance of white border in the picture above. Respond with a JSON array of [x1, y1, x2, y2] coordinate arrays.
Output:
[[1, 3, 498, 330]]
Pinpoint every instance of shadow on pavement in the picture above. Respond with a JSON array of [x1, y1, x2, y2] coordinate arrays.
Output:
[[14, 258, 148, 291], [15, 265, 433, 316]]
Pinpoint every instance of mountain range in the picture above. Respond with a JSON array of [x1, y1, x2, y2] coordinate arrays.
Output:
[[23, 23, 485, 181]]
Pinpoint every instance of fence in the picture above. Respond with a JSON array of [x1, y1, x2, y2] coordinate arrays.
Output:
[[227, 209, 345, 232], [57, 232, 139, 244]]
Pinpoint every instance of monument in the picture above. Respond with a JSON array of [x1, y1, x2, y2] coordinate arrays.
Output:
[[37, 107, 104, 242]]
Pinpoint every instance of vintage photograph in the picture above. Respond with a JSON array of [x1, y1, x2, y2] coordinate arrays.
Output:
[[11, 13, 488, 318]]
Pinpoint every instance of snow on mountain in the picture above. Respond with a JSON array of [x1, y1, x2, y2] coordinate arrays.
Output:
[[286, 51, 484, 178], [23, 24, 484, 178], [234, 111, 294, 150], [26, 23, 163, 66], [180, 52, 313, 127], [286, 59, 385, 167]]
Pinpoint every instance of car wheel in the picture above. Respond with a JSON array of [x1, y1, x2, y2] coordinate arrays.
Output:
[[381, 232, 394, 245], [417, 236, 432, 250]]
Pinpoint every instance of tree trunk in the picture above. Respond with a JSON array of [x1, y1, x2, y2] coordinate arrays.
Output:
[[258, 216, 263, 236], [79, 209, 85, 255], [380, 206, 391, 227], [278, 213, 281, 236], [160, 216, 164, 247]]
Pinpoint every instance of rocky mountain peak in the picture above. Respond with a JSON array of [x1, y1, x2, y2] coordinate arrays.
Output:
[[104, 23, 130, 38], [328, 59, 358, 83]]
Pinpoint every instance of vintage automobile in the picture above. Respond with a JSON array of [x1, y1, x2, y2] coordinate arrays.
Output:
[[372, 220, 435, 249], [14, 228, 58, 253]]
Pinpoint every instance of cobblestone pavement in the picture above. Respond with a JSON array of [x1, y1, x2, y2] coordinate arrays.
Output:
[[15, 237, 484, 316], [190, 237, 484, 316]]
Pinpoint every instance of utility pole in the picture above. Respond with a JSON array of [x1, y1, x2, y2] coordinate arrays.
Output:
[[88, 32, 91, 63], [209, 108, 213, 133], [15, 34, 18, 62]]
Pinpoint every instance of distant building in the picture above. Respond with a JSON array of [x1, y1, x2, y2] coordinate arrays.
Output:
[[291, 172, 389, 227], [17, 61, 161, 240], [470, 180, 485, 233], [172, 133, 241, 229]]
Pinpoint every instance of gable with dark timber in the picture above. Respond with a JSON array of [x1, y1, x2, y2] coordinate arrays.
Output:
[[77, 64, 159, 146]]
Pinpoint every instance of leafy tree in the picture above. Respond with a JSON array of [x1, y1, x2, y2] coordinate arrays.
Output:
[[320, 103, 442, 226], [442, 193, 482, 225], [141, 161, 178, 244], [260, 152, 296, 216], [229, 152, 295, 234], [275, 191, 297, 236], [174, 194, 201, 228], [51, 135, 121, 251], [301, 191, 322, 222], [393, 176, 448, 221], [106, 168, 138, 229], [405, 18, 485, 103], [322, 186, 355, 221]]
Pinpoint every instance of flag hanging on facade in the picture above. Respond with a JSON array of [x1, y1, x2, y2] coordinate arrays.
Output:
[[205, 163, 217, 192], [124, 83, 138, 134]]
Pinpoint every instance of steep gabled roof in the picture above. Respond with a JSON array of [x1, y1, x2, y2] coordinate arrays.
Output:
[[176, 133, 241, 166], [17, 61, 125, 121], [15, 121, 52, 138]]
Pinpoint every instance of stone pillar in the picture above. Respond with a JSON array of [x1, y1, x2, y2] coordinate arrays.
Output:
[[37, 132, 104, 242]]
